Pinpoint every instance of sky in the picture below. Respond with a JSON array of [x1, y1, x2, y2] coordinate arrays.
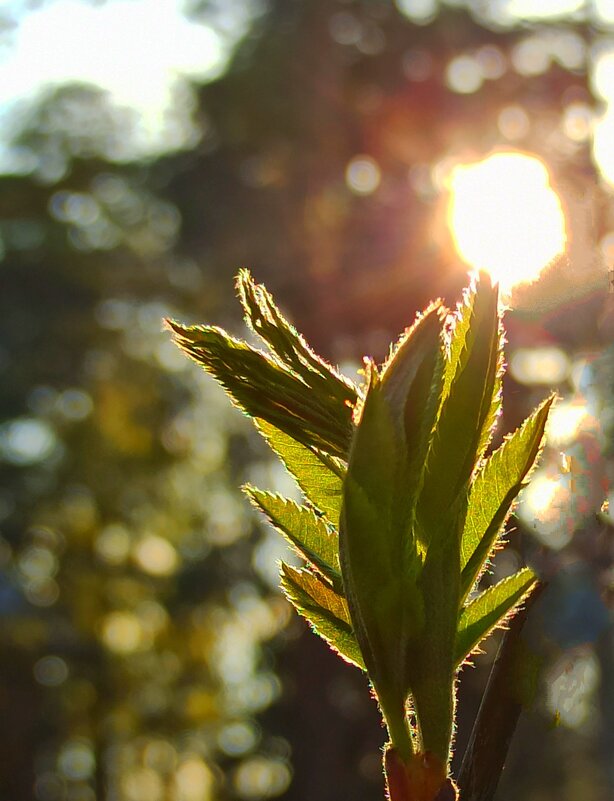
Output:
[[0, 0, 252, 165]]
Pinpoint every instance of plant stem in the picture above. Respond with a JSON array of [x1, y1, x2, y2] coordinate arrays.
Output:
[[382, 698, 415, 762], [457, 583, 545, 801]]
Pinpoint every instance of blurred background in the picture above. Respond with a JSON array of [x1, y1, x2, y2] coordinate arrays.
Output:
[[0, 1, 613, 799]]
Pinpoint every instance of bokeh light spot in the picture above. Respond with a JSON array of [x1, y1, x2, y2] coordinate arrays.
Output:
[[58, 739, 96, 781], [546, 651, 600, 728], [512, 37, 551, 75], [518, 471, 573, 550], [498, 106, 530, 140], [395, 0, 437, 25], [345, 156, 381, 195], [218, 721, 259, 757], [507, 0, 584, 18], [0, 417, 58, 465], [510, 347, 570, 385], [522, 474, 560, 517], [121, 768, 164, 801], [174, 757, 215, 801], [562, 103, 594, 142], [592, 49, 614, 102], [95, 523, 131, 565], [475, 46, 506, 80], [34, 655, 69, 687], [101, 611, 145, 654], [233, 757, 291, 800], [133, 535, 178, 576], [546, 400, 588, 447], [329, 12, 361, 46], [57, 389, 93, 421], [446, 55, 483, 93]]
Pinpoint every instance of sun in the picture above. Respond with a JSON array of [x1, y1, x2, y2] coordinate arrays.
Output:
[[447, 151, 566, 293]]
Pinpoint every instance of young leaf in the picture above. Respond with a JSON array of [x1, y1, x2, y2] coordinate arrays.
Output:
[[255, 420, 344, 526], [280, 563, 365, 670], [455, 568, 537, 666], [417, 274, 500, 549], [381, 302, 447, 529], [237, 269, 357, 408], [246, 488, 341, 588], [166, 321, 353, 458], [460, 395, 553, 600], [411, 494, 465, 763], [441, 272, 503, 454], [340, 307, 444, 758]]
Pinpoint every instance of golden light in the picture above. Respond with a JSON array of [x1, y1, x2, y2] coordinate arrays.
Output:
[[447, 152, 566, 293]]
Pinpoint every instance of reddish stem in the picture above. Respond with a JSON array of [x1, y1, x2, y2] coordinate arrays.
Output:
[[385, 748, 458, 801]]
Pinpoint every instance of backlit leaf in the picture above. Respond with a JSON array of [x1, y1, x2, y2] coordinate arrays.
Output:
[[455, 568, 537, 665], [166, 321, 353, 458], [341, 307, 444, 757], [280, 562, 364, 670], [255, 420, 344, 525], [246, 488, 340, 587], [417, 276, 500, 559], [410, 493, 465, 761], [460, 396, 553, 600], [237, 269, 357, 409]]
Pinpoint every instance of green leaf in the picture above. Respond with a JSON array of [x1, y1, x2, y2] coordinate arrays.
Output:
[[166, 321, 353, 458], [340, 307, 445, 758], [246, 488, 341, 588], [410, 493, 465, 762], [442, 273, 504, 459], [381, 302, 447, 529], [280, 563, 365, 670], [418, 274, 500, 549], [460, 395, 553, 600], [441, 281, 472, 402], [455, 568, 537, 666], [255, 420, 344, 526], [237, 269, 358, 409]]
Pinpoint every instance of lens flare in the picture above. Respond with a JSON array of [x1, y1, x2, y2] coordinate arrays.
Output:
[[447, 152, 566, 293]]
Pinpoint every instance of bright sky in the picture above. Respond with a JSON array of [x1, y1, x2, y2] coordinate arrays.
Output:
[[0, 0, 242, 164], [0, 0, 224, 108]]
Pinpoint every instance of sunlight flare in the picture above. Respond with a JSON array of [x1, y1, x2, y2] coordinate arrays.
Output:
[[447, 152, 566, 293]]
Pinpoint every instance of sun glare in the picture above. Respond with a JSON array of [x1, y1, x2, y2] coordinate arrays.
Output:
[[447, 152, 566, 293]]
